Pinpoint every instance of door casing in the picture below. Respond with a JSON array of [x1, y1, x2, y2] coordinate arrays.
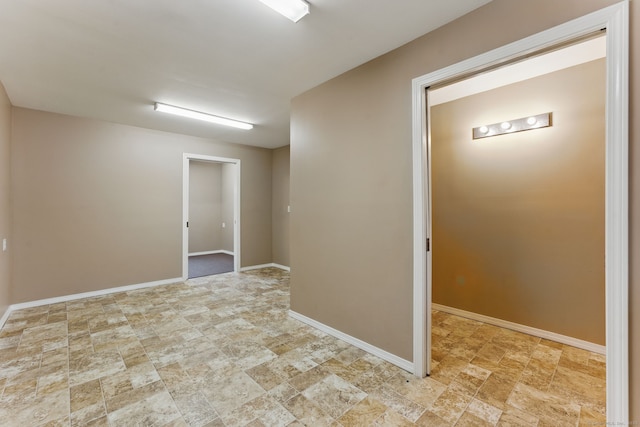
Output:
[[411, 1, 628, 422], [183, 153, 241, 279]]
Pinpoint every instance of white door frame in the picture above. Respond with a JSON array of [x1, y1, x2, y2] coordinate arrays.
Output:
[[411, 1, 628, 422], [183, 153, 241, 279]]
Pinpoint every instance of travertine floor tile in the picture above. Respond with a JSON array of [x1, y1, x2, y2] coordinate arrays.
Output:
[[466, 398, 502, 424], [283, 393, 334, 426], [371, 409, 415, 426], [338, 396, 388, 426], [0, 269, 605, 426], [497, 404, 540, 426], [507, 382, 581, 426], [301, 374, 366, 419], [369, 384, 425, 423], [106, 389, 182, 426], [430, 388, 472, 424]]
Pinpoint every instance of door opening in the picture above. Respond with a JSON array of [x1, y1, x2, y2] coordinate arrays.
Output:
[[412, 2, 628, 422], [429, 34, 607, 346], [183, 153, 241, 280]]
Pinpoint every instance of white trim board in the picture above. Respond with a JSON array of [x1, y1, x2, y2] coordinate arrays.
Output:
[[188, 250, 235, 257], [0, 307, 11, 331], [432, 303, 605, 355], [289, 310, 413, 372], [0, 277, 182, 330], [411, 2, 628, 422], [240, 263, 290, 272]]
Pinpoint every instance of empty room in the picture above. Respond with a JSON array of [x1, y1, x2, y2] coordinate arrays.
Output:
[[0, 0, 638, 425]]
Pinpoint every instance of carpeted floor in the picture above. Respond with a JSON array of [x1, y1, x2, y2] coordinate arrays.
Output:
[[188, 253, 234, 278]]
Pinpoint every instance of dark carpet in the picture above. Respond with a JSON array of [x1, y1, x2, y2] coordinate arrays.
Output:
[[188, 253, 234, 278]]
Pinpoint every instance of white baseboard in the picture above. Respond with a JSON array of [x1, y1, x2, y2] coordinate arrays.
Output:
[[1, 277, 183, 330], [0, 306, 11, 331], [288, 310, 413, 372], [240, 263, 290, 272], [189, 250, 234, 256], [432, 303, 606, 355]]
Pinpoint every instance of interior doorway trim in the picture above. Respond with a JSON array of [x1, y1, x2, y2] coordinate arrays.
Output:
[[182, 153, 241, 280], [411, 1, 628, 422]]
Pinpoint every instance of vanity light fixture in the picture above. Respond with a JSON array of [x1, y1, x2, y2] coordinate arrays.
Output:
[[257, 0, 310, 23], [473, 112, 551, 140], [154, 103, 253, 130]]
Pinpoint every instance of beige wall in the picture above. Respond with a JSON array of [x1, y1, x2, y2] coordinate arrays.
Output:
[[11, 107, 273, 303], [272, 146, 290, 267], [188, 161, 223, 253], [0, 83, 11, 319], [221, 163, 235, 252], [291, 0, 639, 413], [432, 59, 605, 345]]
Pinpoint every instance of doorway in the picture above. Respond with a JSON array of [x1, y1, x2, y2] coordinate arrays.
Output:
[[429, 36, 606, 346], [182, 153, 241, 280], [411, 2, 628, 422]]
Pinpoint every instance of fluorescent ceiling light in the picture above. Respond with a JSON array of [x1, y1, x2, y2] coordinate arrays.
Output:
[[154, 103, 253, 130], [258, 0, 309, 23]]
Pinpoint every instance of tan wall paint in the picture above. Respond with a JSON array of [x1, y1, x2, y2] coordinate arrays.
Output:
[[11, 107, 272, 303], [221, 163, 235, 252], [272, 146, 290, 267], [291, 0, 640, 412], [432, 59, 605, 345], [0, 82, 11, 318], [188, 161, 223, 253]]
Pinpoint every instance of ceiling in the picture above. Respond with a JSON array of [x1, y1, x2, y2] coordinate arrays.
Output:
[[0, 0, 491, 149]]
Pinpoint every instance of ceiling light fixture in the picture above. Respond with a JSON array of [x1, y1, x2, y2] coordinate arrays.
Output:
[[154, 103, 253, 130], [258, 0, 310, 23]]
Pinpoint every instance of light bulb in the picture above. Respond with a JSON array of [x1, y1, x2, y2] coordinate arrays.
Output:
[[500, 121, 512, 130]]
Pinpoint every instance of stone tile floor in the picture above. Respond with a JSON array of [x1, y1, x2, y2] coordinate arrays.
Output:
[[0, 268, 606, 426]]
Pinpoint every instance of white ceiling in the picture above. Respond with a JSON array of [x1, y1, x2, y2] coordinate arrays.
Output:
[[0, 0, 492, 149]]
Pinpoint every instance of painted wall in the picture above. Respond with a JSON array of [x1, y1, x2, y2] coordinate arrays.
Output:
[[272, 145, 290, 267], [0, 82, 11, 319], [291, 0, 640, 414], [432, 59, 605, 345], [11, 107, 273, 303], [188, 161, 223, 254], [221, 163, 235, 253]]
